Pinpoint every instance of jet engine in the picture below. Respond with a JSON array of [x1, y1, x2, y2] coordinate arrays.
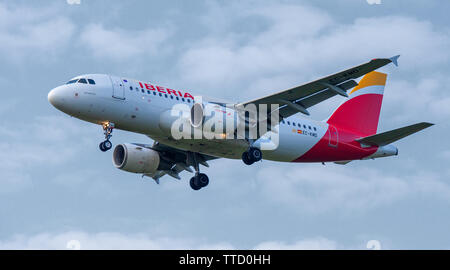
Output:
[[189, 102, 249, 135], [158, 102, 259, 139], [112, 143, 160, 174]]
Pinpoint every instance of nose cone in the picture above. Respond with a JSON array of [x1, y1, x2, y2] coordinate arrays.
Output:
[[48, 86, 65, 110]]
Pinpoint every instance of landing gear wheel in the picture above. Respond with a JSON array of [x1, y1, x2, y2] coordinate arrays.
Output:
[[242, 152, 254, 165], [188, 152, 210, 190], [197, 173, 209, 188], [248, 147, 262, 162], [99, 140, 112, 152], [190, 177, 201, 191], [99, 122, 115, 152], [103, 140, 112, 150], [99, 142, 107, 152]]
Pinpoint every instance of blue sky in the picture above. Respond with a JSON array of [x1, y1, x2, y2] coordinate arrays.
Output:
[[0, 0, 449, 249]]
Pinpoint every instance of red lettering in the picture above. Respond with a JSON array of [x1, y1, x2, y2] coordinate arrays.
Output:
[[145, 83, 155, 91], [166, 88, 177, 96], [139, 82, 144, 88], [184, 92, 194, 100], [156, 86, 166, 93]]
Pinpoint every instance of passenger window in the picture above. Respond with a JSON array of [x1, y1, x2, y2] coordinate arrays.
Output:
[[182, 98, 185, 102], [141, 89, 145, 93], [314, 127, 317, 131], [292, 122, 296, 126], [88, 79, 95, 85], [153, 92, 156, 95], [170, 96, 173, 99], [176, 97, 179, 100], [164, 94, 168, 98], [303, 125, 306, 128], [78, 78, 87, 84], [147, 91, 151, 94], [187, 99, 191, 103], [282, 120, 285, 124], [159, 93, 162, 97], [287, 121, 290, 125], [129, 86, 133, 91], [308, 126, 311, 129]]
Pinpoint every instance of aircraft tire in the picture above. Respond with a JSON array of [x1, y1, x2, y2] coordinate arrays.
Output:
[[99, 142, 107, 152], [248, 147, 262, 162], [242, 152, 254, 165], [103, 140, 112, 150], [197, 173, 209, 187], [190, 177, 202, 190]]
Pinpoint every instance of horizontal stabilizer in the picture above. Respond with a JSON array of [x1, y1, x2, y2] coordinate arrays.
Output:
[[356, 122, 434, 146]]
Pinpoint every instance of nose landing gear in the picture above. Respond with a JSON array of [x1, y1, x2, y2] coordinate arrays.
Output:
[[99, 122, 114, 152]]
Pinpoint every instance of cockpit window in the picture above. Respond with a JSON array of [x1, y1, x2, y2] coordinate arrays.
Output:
[[78, 78, 87, 84], [66, 79, 77, 85], [88, 79, 96, 85]]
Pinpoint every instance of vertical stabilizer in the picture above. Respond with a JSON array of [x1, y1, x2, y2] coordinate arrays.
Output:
[[327, 71, 387, 136]]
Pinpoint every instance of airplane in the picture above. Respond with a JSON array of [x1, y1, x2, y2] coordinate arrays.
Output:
[[48, 55, 433, 190]]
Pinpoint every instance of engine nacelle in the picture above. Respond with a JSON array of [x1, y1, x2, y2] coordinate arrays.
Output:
[[112, 143, 160, 174], [158, 102, 258, 139], [190, 102, 246, 136]]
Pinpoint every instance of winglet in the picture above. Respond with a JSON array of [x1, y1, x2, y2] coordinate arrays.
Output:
[[390, 55, 400, 67]]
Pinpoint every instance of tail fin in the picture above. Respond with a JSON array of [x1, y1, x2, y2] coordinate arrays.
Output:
[[327, 71, 387, 136]]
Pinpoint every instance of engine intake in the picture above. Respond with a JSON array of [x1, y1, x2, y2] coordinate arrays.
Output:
[[190, 102, 204, 128], [113, 143, 160, 174]]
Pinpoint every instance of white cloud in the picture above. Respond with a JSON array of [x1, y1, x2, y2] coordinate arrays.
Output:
[[252, 163, 450, 213], [367, 0, 382, 5], [0, 231, 234, 250], [79, 24, 172, 62], [254, 238, 338, 250], [0, 115, 97, 193], [0, 231, 347, 250], [0, 3, 75, 61], [67, 0, 81, 5], [177, 3, 450, 105]]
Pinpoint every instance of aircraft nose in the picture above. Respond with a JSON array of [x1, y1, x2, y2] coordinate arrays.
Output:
[[48, 86, 65, 109]]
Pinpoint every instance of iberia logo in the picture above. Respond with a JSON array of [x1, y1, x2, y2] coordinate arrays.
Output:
[[138, 81, 194, 99]]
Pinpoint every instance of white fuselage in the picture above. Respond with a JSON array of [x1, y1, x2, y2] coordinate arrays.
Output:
[[48, 74, 342, 163]]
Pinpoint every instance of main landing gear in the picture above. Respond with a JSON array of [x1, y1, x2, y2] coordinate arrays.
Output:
[[242, 147, 262, 165], [99, 122, 114, 152], [189, 173, 209, 191], [189, 152, 209, 191]]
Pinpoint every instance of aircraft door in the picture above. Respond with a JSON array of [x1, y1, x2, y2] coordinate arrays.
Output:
[[110, 76, 125, 100], [328, 125, 338, 147]]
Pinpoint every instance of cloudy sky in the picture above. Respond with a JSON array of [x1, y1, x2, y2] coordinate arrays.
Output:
[[0, 0, 449, 249]]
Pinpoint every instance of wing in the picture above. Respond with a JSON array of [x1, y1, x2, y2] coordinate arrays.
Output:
[[237, 55, 400, 119], [134, 140, 218, 183]]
